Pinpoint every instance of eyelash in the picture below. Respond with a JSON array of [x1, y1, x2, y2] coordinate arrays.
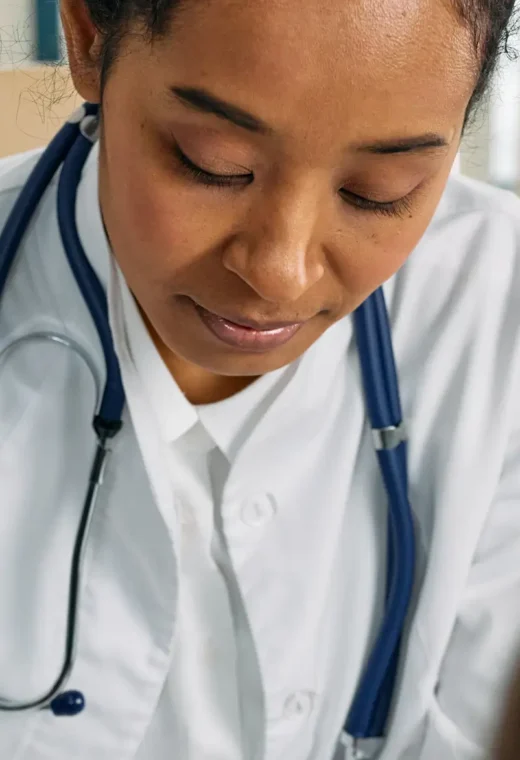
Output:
[[174, 144, 252, 188], [173, 144, 414, 218], [340, 189, 413, 218]]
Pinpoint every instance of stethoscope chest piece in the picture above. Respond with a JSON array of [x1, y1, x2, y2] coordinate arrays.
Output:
[[49, 691, 86, 717]]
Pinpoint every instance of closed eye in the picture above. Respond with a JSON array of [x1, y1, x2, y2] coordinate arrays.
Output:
[[339, 188, 414, 218], [174, 143, 415, 218], [173, 144, 253, 187]]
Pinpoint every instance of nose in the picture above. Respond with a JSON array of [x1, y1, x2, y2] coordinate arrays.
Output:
[[222, 181, 325, 304]]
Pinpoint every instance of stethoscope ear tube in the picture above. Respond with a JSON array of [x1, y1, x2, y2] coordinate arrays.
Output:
[[354, 288, 402, 430], [345, 292, 415, 740], [57, 106, 125, 425]]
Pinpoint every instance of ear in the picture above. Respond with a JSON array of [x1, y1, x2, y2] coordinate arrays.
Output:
[[61, 0, 104, 103]]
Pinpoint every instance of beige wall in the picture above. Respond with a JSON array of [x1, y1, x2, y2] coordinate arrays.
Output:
[[0, 67, 80, 158]]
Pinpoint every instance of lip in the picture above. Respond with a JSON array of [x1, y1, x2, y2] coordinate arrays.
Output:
[[193, 302, 305, 352]]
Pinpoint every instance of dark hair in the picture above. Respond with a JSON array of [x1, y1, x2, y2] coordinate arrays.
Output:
[[83, 0, 516, 121]]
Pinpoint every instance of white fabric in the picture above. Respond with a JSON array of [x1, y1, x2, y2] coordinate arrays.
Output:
[[1, 139, 520, 760], [111, 252, 292, 759]]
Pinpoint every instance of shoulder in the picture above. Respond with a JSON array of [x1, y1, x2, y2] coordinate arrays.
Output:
[[390, 175, 520, 340], [0, 145, 89, 340], [409, 174, 520, 283], [388, 173, 520, 504], [0, 148, 47, 225], [0, 148, 46, 194], [437, 172, 520, 220], [437, 173, 520, 266]]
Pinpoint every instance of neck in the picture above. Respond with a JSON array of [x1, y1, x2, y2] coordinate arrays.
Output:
[[141, 311, 257, 404]]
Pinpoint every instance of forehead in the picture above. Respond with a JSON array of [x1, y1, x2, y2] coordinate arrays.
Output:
[[153, 0, 476, 143]]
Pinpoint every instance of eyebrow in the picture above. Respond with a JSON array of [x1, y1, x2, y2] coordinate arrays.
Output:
[[170, 86, 449, 154], [171, 86, 272, 134], [353, 134, 449, 155]]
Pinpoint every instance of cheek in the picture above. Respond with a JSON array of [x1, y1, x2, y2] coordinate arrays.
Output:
[[331, 220, 422, 307], [335, 176, 452, 304], [101, 121, 226, 290]]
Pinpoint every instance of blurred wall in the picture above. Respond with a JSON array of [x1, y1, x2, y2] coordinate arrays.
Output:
[[0, 67, 79, 157], [0, 0, 79, 158]]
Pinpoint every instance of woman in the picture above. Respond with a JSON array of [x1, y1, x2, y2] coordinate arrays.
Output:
[[0, 0, 518, 758]]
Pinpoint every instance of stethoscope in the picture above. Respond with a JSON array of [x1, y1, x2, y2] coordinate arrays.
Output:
[[0, 104, 415, 760]]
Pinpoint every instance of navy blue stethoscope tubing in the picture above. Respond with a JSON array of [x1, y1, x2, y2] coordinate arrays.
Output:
[[57, 122, 125, 425], [347, 298, 415, 738], [0, 104, 416, 739]]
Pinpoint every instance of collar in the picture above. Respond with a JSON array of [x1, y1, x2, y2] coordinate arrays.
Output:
[[197, 364, 292, 462], [113, 261, 199, 444]]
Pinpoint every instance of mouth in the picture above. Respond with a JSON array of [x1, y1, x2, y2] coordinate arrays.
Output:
[[192, 301, 305, 353]]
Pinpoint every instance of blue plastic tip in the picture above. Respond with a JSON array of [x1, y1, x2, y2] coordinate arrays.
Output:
[[50, 690, 86, 716]]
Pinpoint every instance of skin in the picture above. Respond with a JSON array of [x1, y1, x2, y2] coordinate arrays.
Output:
[[61, 0, 476, 404]]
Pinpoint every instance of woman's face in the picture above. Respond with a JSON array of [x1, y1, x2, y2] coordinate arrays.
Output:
[[65, 0, 476, 393]]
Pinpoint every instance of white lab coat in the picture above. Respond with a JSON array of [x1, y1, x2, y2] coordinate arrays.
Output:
[[1, 142, 520, 760]]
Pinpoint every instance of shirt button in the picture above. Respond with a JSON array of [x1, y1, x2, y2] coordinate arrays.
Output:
[[240, 493, 278, 527], [283, 690, 316, 719]]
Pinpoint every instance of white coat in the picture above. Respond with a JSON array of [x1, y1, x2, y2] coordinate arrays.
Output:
[[1, 140, 520, 760]]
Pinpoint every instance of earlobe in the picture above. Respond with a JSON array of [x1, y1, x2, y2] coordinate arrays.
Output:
[[61, 0, 103, 103]]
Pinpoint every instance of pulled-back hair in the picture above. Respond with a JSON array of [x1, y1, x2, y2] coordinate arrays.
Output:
[[83, 0, 517, 121]]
